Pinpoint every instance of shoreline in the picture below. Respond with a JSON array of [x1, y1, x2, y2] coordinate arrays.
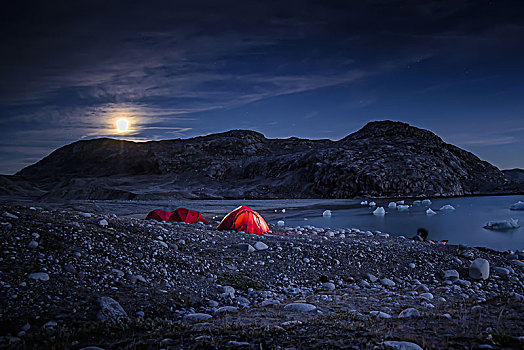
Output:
[[1, 203, 523, 348]]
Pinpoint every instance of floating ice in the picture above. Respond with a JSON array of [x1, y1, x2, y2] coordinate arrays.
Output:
[[369, 201, 377, 207], [412, 200, 421, 206], [421, 199, 432, 206], [440, 205, 455, 211], [281, 209, 286, 213], [397, 205, 410, 211], [323, 210, 332, 217], [510, 201, 524, 210], [396, 200, 405, 205], [277, 220, 285, 226], [360, 200, 368, 205], [373, 207, 386, 215], [484, 219, 520, 230], [426, 208, 437, 215], [388, 202, 397, 208]]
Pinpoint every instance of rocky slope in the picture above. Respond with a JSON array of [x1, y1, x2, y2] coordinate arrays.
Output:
[[503, 169, 524, 184], [1, 204, 523, 349], [11, 121, 516, 200]]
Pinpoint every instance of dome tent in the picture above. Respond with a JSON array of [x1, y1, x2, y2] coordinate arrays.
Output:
[[145, 209, 171, 221], [217, 205, 269, 235], [169, 207, 208, 224]]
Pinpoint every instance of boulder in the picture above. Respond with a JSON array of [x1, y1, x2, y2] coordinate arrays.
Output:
[[469, 258, 490, 280]]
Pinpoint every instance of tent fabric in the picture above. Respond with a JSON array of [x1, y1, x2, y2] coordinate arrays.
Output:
[[217, 205, 270, 235], [169, 207, 208, 224], [145, 209, 171, 221]]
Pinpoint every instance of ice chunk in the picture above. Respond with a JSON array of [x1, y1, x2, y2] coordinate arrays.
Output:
[[397, 205, 410, 211], [368, 201, 377, 207], [426, 208, 437, 215], [396, 200, 405, 205], [277, 220, 285, 226], [412, 200, 421, 206], [388, 202, 397, 208], [373, 207, 386, 215], [440, 205, 455, 211], [510, 201, 524, 210], [360, 200, 368, 205], [421, 199, 432, 206], [323, 210, 332, 217], [281, 209, 286, 213], [484, 219, 520, 230]]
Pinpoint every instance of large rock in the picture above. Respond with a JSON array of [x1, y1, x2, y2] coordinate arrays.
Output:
[[237, 243, 255, 253], [183, 313, 212, 323], [469, 258, 490, 280], [384, 341, 423, 350], [97, 297, 128, 322], [283, 303, 317, 312], [28, 272, 49, 281]]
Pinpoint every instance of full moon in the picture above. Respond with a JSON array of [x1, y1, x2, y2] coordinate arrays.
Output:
[[116, 119, 129, 132]]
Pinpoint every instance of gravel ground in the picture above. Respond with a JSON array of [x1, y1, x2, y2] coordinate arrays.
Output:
[[1, 203, 523, 349]]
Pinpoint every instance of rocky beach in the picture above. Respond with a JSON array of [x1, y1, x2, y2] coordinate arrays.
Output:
[[1, 203, 523, 349]]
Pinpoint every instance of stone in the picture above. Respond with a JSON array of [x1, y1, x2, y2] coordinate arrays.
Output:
[[28, 241, 38, 249], [283, 303, 317, 312], [217, 285, 235, 298], [237, 243, 255, 253], [493, 267, 510, 276], [460, 250, 475, 259], [469, 258, 490, 280], [228, 341, 250, 346], [253, 242, 268, 251], [365, 273, 378, 283], [384, 341, 423, 350], [98, 219, 108, 226], [3, 212, 19, 219], [398, 308, 420, 318], [381, 278, 396, 287], [370, 311, 392, 318], [419, 293, 433, 301], [97, 297, 128, 322], [322, 282, 336, 291], [28, 272, 49, 281], [183, 313, 212, 323], [443, 270, 459, 281], [215, 306, 239, 316], [415, 284, 429, 292], [63, 263, 77, 274]]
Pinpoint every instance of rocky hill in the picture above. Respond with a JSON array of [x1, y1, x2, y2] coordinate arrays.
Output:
[[11, 121, 517, 200], [503, 168, 524, 184]]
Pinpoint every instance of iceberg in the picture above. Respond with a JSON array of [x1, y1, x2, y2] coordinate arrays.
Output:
[[510, 201, 524, 210], [373, 207, 386, 216], [396, 200, 405, 205], [484, 219, 520, 230], [282, 209, 286, 213], [369, 201, 377, 207], [426, 208, 437, 215], [388, 202, 397, 208], [277, 220, 285, 226], [440, 204, 455, 211], [323, 210, 332, 217], [412, 200, 421, 206], [397, 205, 410, 211], [360, 200, 368, 206], [422, 199, 432, 206]]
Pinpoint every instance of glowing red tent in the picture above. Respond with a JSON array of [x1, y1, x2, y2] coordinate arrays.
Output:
[[217, 205, 270, 235], [169, 207, 208, 224], [145, 209, 171, 222]]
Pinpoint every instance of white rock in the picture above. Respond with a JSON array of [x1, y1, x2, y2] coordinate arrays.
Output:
[[283, 303, 317, 312], [398, 308, 420, 318], [28, 272, 49, 281], [426, 208, 437, 215], [373, 207, 386, 216], [322, 210, 332, 217], [384, 340, 423, 350], [254, 242, 268, 251], [469, 258, 490, 280]]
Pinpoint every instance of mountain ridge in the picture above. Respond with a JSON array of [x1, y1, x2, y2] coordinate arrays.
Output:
[[8, 120, 522, 200]]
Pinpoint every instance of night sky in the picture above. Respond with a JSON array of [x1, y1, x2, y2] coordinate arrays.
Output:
[[1, 0, 524, 174]]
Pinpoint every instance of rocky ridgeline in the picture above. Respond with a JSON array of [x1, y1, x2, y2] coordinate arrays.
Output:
[[1, 205, 523, 349], [11, 121, 516, 200]]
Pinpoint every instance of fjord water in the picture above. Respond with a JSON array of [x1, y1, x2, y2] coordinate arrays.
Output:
[[281, 195, 524, 251]]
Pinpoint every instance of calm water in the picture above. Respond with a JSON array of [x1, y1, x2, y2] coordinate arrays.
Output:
[[279, 195, 524, 251]]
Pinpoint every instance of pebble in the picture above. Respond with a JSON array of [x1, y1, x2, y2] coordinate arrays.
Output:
[[380, 278, 396, 287], [443, 270, 459, 281], [183, 313, 213, 323], [253, 242, 268, 251], [383, 341, 423, 350], [283, 303, 317, 312], [28, 272, 49, 281], [322, 282, 336, 291], [419, 293, 433, 301], [28, 241, 39, 249], [237, 243, 255, 253], [97, 297, 128, 322], [398, 308, 420, 318], [98, 219, 108, 226], [493, 267, 510, 276], [3, 212, 19, 219], [370, 311, 392, 318], [215, 306, 239, 316], [365, 273, 378, 283], [469, 258, 490, 280]]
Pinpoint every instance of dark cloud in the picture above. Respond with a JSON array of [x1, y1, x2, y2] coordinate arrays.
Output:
[[1, 0, 524, 173]]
